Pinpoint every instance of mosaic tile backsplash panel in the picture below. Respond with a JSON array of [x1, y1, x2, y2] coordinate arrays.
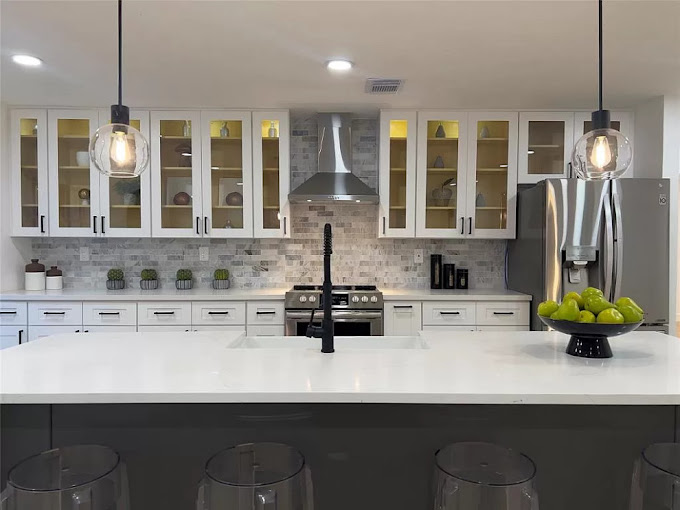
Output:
[[29, 113, 506, 290]]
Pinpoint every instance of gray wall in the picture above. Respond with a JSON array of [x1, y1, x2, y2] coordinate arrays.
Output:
[[29, 113, 506, 289]]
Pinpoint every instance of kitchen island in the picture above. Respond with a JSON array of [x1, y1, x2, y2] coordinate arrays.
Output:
[[1, 330, 678, 510]]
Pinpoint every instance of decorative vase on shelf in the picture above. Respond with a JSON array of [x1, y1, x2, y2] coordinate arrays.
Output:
[[268, 121, 277, 138], [475, 192, 487, 207], [122, 193, 140, 205], [433, 155, 445, 168], [435, 123, 446, 138], [78, 188, 90, 206], [183, 121, 191, 137], [220, 122, 230, 138], [225, 192, 243, 206], [479, 126, 490, 139]]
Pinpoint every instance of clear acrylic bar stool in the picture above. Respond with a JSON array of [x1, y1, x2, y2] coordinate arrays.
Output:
[[630, 443, 680, 510], [197, 442, 313, 510], [1, 444, 129, 510], [433, 442, 539, 510]]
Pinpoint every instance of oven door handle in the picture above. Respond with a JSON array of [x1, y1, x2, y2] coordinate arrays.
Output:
[[285, 311, 383, 320]]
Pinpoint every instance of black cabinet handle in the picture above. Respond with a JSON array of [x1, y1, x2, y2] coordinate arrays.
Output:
[[468, 217, 472, 235], [208, 311, 229, 315], [393, 305, 413, 309], [75, 329, 80, 333], [256, 311, 276, 315], [0, 311, 17, 315], [98, 312, 120, 316], [440, 311, 461, 315], [153, 311, 175, 315], [204, 216, 209, 235], [196, 217, 200, 235], [493, 311, 515, 315], [40, 215, 45, 233], [18, 329, 23, 345], [460, 217, 464, 235], [283, 216, 287, 235], [44, 311, 66, 315], [382, 217, 386, 235], [101, 216, 106, 234], [83, 330, 89, 333], [93, 216, 98, 234]]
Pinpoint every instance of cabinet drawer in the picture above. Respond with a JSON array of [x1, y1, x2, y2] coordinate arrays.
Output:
[[84, 325, 137, 333], [192, 302, 246, 325], [421, 325, 476, 333], [247, 301, 285, 325], [422, 302, 475, 326], [384, 302, 422, 336], [0, 302, 27, 326], [28, 325, 82, 342], [137, 325, 192, 332], [28, 302, 82, 326], [0, 326, 26, 349], [138, 302, 191, 325], [192, 325, 246, 332], [247, 324, 285, 337], [476, 302, 529, 326], [83, 302, 137, 326], [476, 325, 529, 331]]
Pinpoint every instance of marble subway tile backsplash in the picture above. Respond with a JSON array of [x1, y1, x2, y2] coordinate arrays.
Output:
[[30, 204, 507, 290]]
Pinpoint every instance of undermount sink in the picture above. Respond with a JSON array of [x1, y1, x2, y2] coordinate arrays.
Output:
[[227, 335, 428, 350]]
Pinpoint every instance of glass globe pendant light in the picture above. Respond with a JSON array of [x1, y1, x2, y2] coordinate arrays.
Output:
[[90, 0, 149, 178], [571, 0, 632, 180]]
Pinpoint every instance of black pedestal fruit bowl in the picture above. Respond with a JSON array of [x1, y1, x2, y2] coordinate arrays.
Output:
[[539, 316, 643, 358]]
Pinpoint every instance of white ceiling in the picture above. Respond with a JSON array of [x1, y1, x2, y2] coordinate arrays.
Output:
[[1, 0, 679, 111]]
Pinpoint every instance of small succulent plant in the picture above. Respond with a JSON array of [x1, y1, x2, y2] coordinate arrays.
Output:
[[107, 268, 124, 281], [176, 269, 192, 281], [141, 269, 158, 281], [214, 269, 229, 280]]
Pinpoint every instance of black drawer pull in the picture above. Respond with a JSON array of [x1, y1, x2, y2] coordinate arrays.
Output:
[[393, 305, 413, 309], [153, 311, 175, 315], [208, 311, 229, 315], [0, 311, 17, 315], [440, 311, 461, 315], [40, 215, 45, 233], [256, 311, 276, 315], [44, 311, 66, 315], [18, 329, 23, 344], [98, 312, 121, 316], [493, 311, 515, 315]]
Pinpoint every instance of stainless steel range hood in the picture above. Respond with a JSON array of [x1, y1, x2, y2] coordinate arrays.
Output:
[[288, 113, 379, 204]]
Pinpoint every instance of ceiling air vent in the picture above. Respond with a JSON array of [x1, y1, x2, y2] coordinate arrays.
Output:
[[365, 79, 403, 94]]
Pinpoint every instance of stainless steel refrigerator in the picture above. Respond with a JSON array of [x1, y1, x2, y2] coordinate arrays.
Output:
[[508, 178, 670, 332]]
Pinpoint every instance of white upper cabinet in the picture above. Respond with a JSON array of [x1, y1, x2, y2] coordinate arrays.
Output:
[[150, 111, 203, 238], [252, 111, 290, 238], [416, 112, 469, 238], [97, 109, 151, 237], [47, 109, 101, 237], [466, 112, 519, 239], [200, 111, 253, 238], [11, 109, 49, 236], [518, 112, 574, 184], [573, 111, 635, 177], [379, 110, 417, 238]]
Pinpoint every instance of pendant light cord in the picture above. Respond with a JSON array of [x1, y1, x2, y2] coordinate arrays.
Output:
[[598, 0, 603, 112], [118, 0, 123, 107]]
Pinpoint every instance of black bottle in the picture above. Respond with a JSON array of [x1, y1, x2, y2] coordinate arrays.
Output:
[[430, 254, 443, 289], [443, 264, 456, 289], [456, 269, 469, 290]]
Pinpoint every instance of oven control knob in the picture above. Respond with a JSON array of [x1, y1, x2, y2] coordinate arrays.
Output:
[[352, 296, 360, 303], [309, 296, 317, 303], [299, 296, 307, 303], [361, 296, 369, 303], [370, 296, 378, 303]]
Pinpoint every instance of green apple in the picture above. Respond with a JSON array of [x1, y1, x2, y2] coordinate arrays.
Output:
[[585, 296, 616, 315], [563, 292, 585, 310], [578, 310, 596, 323], [615, 297, 644, 315], [581, 287, 604, 300], [538, 300, 560, 317], [617, 304, 644, 323], [555, 298, 581, 322], [597, 308, 625, 324]]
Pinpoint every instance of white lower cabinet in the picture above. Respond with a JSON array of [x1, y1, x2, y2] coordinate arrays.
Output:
[[247, 324, 285, 337], [84, 326, 137, 333], [83, 302, 137, 326], [476, 325, 529, 331], [138, 302, 192, 326], [137, 325, 192, 332], [247, 302, 285, 325], [192, 325, 245, 332], [28, 325, 83, 342], [475, 302, 529, 327], [192, 302, 246, 326], [28, 302, 82, 326], [422, 301, 476, 327], [422, 325, 477, 332], [0, 326, 25, 349], [384, 302, 422, 336], [0, 302, 28, 326]]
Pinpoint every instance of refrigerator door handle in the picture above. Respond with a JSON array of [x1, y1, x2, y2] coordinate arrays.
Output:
[[612, 191, 624, 301], [602, 196, 615, 302]]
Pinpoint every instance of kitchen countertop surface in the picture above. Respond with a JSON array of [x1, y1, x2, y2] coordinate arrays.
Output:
[[0, 288, 530, 301], [1, 330, 677, 405]]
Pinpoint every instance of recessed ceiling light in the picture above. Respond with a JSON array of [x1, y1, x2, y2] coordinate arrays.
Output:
[[326, 59, 353, 72], [12, 54, 42, 67]]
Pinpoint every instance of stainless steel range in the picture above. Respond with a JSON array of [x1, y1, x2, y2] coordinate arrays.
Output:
[[284, 285, 384, 336]]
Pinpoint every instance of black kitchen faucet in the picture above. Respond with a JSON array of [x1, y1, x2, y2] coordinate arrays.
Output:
[[306, 223, 334, 353]]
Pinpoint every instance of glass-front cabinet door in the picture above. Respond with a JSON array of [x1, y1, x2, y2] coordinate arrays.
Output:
[[252, 111, 290, 238], [47, 109, 100, 237], [11, 109, 48, 236], [518, 112, 574, 184], [466, 112, 518, 239], [574, 111, 634, 177], [416, 112, 468, 238], [150, 111, 203, 237], [200, 111, 253, 238], [379, 110, 416, 238], [97, 110, 151, 237]]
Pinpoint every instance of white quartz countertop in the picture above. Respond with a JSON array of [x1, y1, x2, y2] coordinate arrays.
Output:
[[1, 330, 677, 405], [0, 288, 530, 302]]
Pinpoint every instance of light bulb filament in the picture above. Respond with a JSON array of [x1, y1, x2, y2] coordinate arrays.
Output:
[[590, 135, 612, 169], [111, 131, 131, 165]]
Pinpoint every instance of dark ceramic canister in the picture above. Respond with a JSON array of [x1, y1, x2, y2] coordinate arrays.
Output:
[[430, 254, 443, 289]]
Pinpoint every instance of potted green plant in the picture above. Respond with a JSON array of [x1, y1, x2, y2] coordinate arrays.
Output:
[[175, 269, 193, 290], [140, 269, 158, 290], [106, 268, 125, 290], [113, 179, 141, 205], [212, 268, 230, 290]]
